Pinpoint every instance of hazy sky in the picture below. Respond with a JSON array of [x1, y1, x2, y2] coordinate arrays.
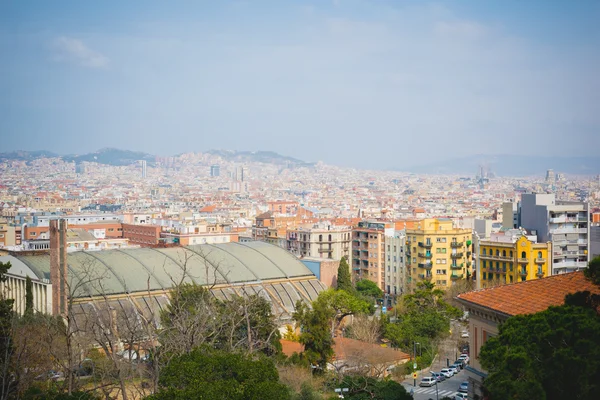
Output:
[[1, 0, 599, 168]]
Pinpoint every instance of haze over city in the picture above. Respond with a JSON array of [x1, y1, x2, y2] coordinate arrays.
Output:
[[2, 0, 599, 168]]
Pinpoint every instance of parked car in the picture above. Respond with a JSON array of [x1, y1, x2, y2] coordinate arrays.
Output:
[[448, 365, 459, 375], [461, 330, 469, 338], [455, 393, 468, 400], [458, 381, 468, 393], [454, 359, 466, 368], [458, 354, 470, 364], [419, 377, 437, 387], [430, 372, 445, 382], [452, 361, 464, 370], [440, 368, 453, 378]]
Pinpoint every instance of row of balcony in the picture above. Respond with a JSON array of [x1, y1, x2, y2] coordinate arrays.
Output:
[[549, 216, 588, 223], [550, 227, 588, 234]]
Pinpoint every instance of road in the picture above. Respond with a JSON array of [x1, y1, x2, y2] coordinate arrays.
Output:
[[402, 370, 467, 400]]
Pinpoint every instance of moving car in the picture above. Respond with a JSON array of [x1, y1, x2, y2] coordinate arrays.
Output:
[[458, 381, 468, 393], [419, 377, 437, 387], [440, 368, 453, 378]]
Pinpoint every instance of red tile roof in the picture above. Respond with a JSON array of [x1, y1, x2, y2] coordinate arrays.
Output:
[[457, 271, 600, 316], [280, 338, 410, 364]]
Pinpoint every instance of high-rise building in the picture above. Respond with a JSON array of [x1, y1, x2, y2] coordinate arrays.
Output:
[[545, 169, 555, 183], [210, 165, 220, 177], [384, 231, 406, 298], [406, 218, 472, 289], [351, 221, 395, 290], [478, 230, 551, 287], [519, 193, 589, 274], [140, 160, 147, 179]]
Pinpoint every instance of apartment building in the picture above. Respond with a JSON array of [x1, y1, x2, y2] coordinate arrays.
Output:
[[351, 221, 394, 290], [519, 193, 589, 274], [384, 231, 406, 297], [406, 218, 472, 289], [478, 230, 551, 287], [286, 224, 352, 260]]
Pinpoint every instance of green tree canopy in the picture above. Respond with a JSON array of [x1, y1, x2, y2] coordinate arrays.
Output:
[[337, 375, 412, 400], [584, 256, 600, 285], [147, 347, 291, 400], [355, 279, 383, 299], [293, 300, 334, 371], [480, 304, 600, 400], [336, 257, 353, 293]]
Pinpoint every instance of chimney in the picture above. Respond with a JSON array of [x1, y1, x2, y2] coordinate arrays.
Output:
[[50, 219, 68, 315]]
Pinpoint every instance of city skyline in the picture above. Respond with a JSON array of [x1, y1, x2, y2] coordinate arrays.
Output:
[[2, 0, 599, 168]]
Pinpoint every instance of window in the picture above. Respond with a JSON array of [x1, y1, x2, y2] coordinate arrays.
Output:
[[502, 250, 506, 257], [496, 249, 500, 256], [509, 250, 513, 257], [436, 259, 442, 264], [482, 248, 487, 255], [482, 260, 487, 269], [538, 251, 542, 259], [482, 272, 486, 280], [436, 248, 447, 253], [521, 251, 526, 259], [436, 269, 446, 275], [441, 259, 447, 264], [319, 234, 323, 242], [328, 234, 332, 242]]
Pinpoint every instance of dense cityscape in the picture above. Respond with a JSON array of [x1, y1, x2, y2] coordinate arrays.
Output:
[[2, 1, 600, 399]]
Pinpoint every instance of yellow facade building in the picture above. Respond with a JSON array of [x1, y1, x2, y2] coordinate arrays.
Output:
[[406, 219, 472, 289], [479, 233, 551, 287]]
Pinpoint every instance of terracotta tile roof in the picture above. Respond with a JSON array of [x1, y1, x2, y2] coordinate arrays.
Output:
[[280, 338, 410, 364], [457, 271, 600, 316]]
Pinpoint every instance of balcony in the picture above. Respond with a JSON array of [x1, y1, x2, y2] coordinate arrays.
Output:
[[518, 258, 528, 264], [418, 242, 433, 249], [450, 241, 464, 248], [553, 261, 588, 269], [534, 258, 546, 264], [536, 271, 545, 278], [466, 261, 472, 267], [466, 251, 472, 258], [450, 273, 463, 280], [451, 252, 464, 259], [418, 252, 432, 259], [519, 269, 528, 276], [450, 264, 463, 270], [418, 263, 432, 269], [318, 248, 333, 253], [550, 227, 587, 234]]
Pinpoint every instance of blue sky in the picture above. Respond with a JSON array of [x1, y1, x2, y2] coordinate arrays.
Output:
[[1, 0, 599, 168]]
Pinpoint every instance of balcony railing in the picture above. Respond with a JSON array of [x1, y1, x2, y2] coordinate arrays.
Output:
[[519, 270, 528, 276], [466, 261, 472, 267], [534, 258, 546, 264], [418, 263, 432, 269], [451, 252, 464, 259], [480, 254, 512, 261], [450, 264, 463, 270], [466, 251, 472, 258], [450, 273, 463, 280], [450, 241, 464, 248], [518, 258, 528, 264], [418, 242, 433, 249], [550, 227, 587, 234], [418, 252, 433, 259], [536, 271, 544, 278]]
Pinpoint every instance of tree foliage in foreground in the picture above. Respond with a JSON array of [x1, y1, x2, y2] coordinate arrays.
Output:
[[336, 375, 412, 400], [336, 257, 353, 293], [147, 347, 291, 400], [355, 279, 383, 299], [479, 304, 600, 400]]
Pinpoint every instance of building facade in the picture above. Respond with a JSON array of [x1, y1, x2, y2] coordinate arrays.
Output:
[[286, 224, 352, 260], [384, 231, 406, 298], [406, 218, 472, 289], [519, 193, 589, 274], [479, 231, 551, 287], [351, 221, 394, 290]]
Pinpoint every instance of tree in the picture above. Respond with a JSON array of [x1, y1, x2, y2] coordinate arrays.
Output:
[[0, 261, 15, 400], [314, 289, 371, 336], [24, 276, 33, 316], [584, 256, 600, 285], [336, 257, 353, 293], [479, 304, 600, 400], [355, 279, 383, 300], [147, 347, 291, 400], [337, 375, 412, 400], [293, 300, 334, 371]]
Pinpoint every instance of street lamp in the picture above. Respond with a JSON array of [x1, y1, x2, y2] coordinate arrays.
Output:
[[413, 341, 420, 387]]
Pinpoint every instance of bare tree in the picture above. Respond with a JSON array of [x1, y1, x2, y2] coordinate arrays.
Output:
[[346, 315, 381, 344]]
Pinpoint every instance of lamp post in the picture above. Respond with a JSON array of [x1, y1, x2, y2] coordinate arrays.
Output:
[[413, 341, 420, 387]]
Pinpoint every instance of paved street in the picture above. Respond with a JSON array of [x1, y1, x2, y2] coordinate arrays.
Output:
[[402, 369, 467, 400]]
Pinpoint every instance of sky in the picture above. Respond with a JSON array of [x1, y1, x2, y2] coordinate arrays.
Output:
[[1, 0, 599, 169]]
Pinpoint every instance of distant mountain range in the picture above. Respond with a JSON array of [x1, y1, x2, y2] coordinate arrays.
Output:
[[206, 150, 313, 167], [0, 148, 312, 168], [405, 154, 600, 176]]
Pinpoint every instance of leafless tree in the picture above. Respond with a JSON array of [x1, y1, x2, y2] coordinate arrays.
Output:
[[347, 315, 381, 344]]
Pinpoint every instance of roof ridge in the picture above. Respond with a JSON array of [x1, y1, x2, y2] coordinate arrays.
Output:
[[457, 271, 584, 298]]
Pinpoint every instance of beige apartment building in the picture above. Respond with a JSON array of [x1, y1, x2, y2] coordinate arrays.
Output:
[[352, 221, 395, 290], [406, 218, 472, 289], [384, 231, 406, 298], [286, 224, 352, 260]]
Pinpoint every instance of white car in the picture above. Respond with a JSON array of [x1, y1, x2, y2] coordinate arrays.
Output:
[[419, 377, 437, 387], [458, 354, 470, 364], [440, 368, 453, 378], [455, 393, 468, 399], [448, 365, 459, 375], [461, 330, 469, 338]]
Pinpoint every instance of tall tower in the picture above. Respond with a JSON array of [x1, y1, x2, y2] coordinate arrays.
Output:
[[210, 165, 220, 177], [140, 160, 147, 178], [545, 169, 555, 183]]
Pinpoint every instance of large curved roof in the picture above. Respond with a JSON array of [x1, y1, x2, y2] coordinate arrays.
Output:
[[14, 241, 317, 296], [11, 242, 327, 320]]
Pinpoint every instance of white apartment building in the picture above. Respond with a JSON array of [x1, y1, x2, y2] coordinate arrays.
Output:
[[287, 224, 352, 260], [384, 231, 406, 298], [520, 193, 589, 274]]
